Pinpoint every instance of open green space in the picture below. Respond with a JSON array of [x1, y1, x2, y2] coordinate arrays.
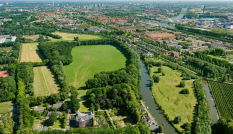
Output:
[[52, 32, 103, 41], [150, 64, 196, 132], [79, 101, 90, 113], [63, 45, 127, 89], [51, 120, 62, 128], [0, 101, 13, 114], [33, 66, 59, 96], [207, 55, 233, 63], [208, 81, 233, 119]]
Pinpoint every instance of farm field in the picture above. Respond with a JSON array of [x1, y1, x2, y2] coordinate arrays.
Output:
[[150, 64, 196, 132], [52, 32, 103, 41], [63, 45, 127, 89], [208, 81, 233, 119], [20, 43, 43, 62], [0, 101, 13, 114], [33, 66, 59, 96]]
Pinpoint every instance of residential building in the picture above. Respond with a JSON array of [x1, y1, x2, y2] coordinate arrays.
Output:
[[76, 112, 94, 128]]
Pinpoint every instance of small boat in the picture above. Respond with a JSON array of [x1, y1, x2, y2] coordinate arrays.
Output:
[[162, 123, 165, 126]]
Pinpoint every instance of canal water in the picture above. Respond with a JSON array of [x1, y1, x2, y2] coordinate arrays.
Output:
[[139, 59, 177, 134], [158, 8, 187, 29], [137, 8, 188, 134], [203, 81, 219, 124]]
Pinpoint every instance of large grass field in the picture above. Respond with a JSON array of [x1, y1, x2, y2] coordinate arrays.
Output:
[[33, 66, 59, 96], [0, 101, 13, 114], [63, 45, 127, 89], [21, 43, 43, 62], [52, 32, 103, 41], [150, 65, 196, 132], [208, 81, 233, 119]]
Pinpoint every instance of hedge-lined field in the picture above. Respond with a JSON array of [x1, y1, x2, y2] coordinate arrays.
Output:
[[20, 43, 43, 62], [63, 45, 127, 89], [33, 66, 59, 96], [52, 32, 103, 41], [209, 81, 233, 119]]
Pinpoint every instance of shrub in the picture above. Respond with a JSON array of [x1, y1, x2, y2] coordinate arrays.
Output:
[[150, 80, 154, 87], [181, 88, 190, 94], [157, 62, 162, 67], [159, 125, 163, 133], [154, 76, 161, 83], [158, 67, 162, 73], [180, 81, 186, 87], [174, 115, 182, 124], [162, 71, 165, 76]]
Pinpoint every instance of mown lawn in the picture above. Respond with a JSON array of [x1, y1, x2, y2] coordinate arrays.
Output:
[[52, 32, 103, 41], [150, 65, 196, 132], [79, 101, 90, 113], [0, 101, 13, 114], [63, 45, 127, 89], [33, 66, 59, 96], [20, 43, 43, 62]]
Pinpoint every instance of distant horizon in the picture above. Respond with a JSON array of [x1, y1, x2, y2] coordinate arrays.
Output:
[[1, 0, 233, 2]]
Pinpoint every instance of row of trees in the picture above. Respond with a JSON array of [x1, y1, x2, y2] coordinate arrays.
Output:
[[70, 87, 80, 113], [51, 62, 69, 94], [86, 83, 141, 123], [17, 62, 34, 95], [41, 32, 62, 39], [19, 125, 150, 134], [27, 92, 68, 107], [195, 50, 233, 71], [175, 24, 233, 43], [193, 80, 212, 134], [161, 54, 231, 77]]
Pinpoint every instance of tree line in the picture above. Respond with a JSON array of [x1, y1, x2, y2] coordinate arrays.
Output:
[[193, 80, 212, 134], [18, 124, 150, 134], [175, 24, 233, 43], [195, 50, 233, 71], [161, 54, 231, 78]]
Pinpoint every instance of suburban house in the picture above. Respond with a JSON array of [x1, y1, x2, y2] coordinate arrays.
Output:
[[149, 124, 158, 132], [76, 112, 94, 128], [51, 102, 63, 109], [46, 111, 62, 118], [33, 107, 45, 112]]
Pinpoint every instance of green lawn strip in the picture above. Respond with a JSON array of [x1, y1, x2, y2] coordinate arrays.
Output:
[[79, 100, 90, 113], [0, 101, 13, 114], [51, 120, 62, 128], [77, 90, 87, 98]]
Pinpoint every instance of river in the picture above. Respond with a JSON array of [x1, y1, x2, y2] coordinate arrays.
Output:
[[138, 8, 189, 134], [139, 59, 177, 134], [158, 8, 187, 29], [203, 81, 219, 124]]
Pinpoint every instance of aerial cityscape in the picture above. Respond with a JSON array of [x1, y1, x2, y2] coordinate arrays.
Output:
[[0, 1, 232, 134]]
